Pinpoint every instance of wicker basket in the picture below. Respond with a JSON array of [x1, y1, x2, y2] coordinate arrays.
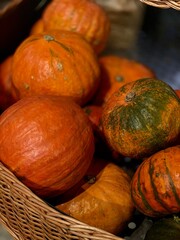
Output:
[[0, 162, 124, 240], [140, 0, 180, 10]]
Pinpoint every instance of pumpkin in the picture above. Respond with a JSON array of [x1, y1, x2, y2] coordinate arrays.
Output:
[[93, 55, 155, 105], [144, 216, 180, 240], [30, 19, 44, 35], [55, 158, 134, 234], [12, 29, 100, 106], [83, 105, 103, 132], [175, 89, 180, 98], [0, 55, 16, 110], [0, 95, 95, 198], [42, 0, 111, 54], [131, 145, 180, 217], [101, 78, 180, 159]]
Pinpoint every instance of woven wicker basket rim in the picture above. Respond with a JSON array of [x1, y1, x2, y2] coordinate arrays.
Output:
[[0, 161, 124, 240], [140, 0, 180, 10]]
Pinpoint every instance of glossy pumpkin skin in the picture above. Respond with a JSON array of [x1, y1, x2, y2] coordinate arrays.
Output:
[[0, 56, 16, 110], [93, 55, 155, 105], [12, 30, 100, 106], [56, 158, 134, 234], [101, 78, 180, 159], [0, 95, 95, 198], [131, 146, 180, 217], [42, 0, 110, 54]]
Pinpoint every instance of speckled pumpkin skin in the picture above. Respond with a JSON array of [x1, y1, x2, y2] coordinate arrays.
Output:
[[12, 30, 100, 106], [0, 95, 95, 198], [101, 78, 180, 159], [42, 0, 110, 54], [131, 145, 180, 217]]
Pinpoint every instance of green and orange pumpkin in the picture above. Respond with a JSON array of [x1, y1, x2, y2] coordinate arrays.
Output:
[[101, 78, 180, 159], [131, 145, 180, 217]]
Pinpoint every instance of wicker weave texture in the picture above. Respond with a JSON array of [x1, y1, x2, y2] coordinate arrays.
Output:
[[140, 0, 180, 10], [0, 162, 124, 240]]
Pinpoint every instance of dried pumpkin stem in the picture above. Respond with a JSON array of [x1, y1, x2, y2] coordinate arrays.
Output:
[[125, 91, 136, 102]]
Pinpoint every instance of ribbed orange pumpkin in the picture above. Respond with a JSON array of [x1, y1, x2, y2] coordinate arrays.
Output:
[[131, 145, 180, 217], [12, 30, 100, 106], [42, 0, 111, 54], [30, 19, 44, 35], [0, 95, 95, 198], [93, 55, 155, 105], [101, 78, 180, 159]]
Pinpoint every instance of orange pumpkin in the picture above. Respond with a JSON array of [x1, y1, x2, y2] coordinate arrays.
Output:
[[131, 145, 180, 217], [0, 95, 95, 198], [175, 89, 180, 98], [30, 19, 44, 35], [101, 78, 180, 159], [0, 55, 17, 110], [12, 29, 100, 106], [93, 55, 155, 105], [42, 0, 111, 54], [55, 158, 134, 234]]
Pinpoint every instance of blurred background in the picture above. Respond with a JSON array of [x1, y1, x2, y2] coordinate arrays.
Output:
[[0, 0, 179, 239]]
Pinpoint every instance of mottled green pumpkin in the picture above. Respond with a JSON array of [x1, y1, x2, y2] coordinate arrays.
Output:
[[145, 216, 180, 240], [101, 78, 180, 159], [131, 146, 180, 217]]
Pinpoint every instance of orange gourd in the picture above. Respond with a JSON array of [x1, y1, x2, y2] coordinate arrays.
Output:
[[42, 0, 111, 54], [0, 95, 95, 198], [12, 29, 100, 106], [55, 158, 134, 234]]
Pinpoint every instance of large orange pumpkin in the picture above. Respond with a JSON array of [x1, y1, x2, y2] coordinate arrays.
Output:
[[0, 95, 95, 198], [12, 29, 100, 106], [131, 145, 180, 217], [101, 78, 180, 159], [42, 0, 111, 54], [55, 158, 134, 234], [93, 55, 155, 105]]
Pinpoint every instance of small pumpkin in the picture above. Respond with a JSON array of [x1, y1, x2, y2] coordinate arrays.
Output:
[[0, 95, 95, 198], [42, 0, 111, 54], [145, 216, 180, 240], [0, 55, 16, 110], [93, 55, 155, 105], [30, 19, 44, 35], [55, 158, 134, 235], [101, 78, 180, 159], [131, 145, 180, 217], [12, 29, 100, 106], [175, 89, 180, 98]]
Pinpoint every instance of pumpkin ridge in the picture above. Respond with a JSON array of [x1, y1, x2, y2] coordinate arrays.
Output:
[[135, 161, 155, 213], [164, 155, 180, 207], [149, 157, 172, 213]]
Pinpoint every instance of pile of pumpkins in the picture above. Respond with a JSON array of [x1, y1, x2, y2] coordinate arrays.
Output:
[[0, 0, 179, 239]]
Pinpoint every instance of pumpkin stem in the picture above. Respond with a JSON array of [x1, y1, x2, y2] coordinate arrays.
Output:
[[44, 35, 55, 42], [85, 175, 96, 184], [125, 91, 136, 102]]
